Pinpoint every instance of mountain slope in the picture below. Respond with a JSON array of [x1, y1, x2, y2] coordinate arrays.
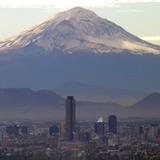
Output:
[[131, 93, 160, 110], [0, 88, 64, 107], [0, 7, 160, 55], [0, 88, 125, 120], [126, 93, 160, 117]]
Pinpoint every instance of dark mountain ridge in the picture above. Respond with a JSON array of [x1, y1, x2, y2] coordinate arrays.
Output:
[[0, 88, 159, 120], [0, 88, 64, 107], [125, 92, 160, 118], [130, 92, 160, 110], [0, 88, 124, 120]]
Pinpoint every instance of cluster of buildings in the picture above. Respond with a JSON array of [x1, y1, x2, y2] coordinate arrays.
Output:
[[0, 96, 160, 159], [64, 96, 117, 141]]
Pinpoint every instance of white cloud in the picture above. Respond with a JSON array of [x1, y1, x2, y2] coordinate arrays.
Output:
[[141, 36, 160, 41], [0, 0, 160, 8]]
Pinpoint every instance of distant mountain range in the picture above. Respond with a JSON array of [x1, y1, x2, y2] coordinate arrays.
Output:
[[0, 7, 159, 91], [0, 88, 123, 120], [0, 88, 159, 120], [55, 81, 146, 105]]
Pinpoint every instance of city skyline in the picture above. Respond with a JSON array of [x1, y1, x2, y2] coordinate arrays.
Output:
[[0, 2, 160, 159]]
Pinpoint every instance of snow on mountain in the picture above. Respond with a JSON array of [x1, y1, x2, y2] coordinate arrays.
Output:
[[0, 7, 160, 54]]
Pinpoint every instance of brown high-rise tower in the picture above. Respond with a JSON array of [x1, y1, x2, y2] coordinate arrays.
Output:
[[65, 96, 76, 141]]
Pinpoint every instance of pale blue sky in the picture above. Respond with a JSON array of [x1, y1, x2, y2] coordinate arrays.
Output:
[[0, 1, 160, 45]]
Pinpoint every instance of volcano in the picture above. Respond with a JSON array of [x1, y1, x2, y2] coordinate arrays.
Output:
[[0, 7, 160, 92], [0, 7, 160, 55]]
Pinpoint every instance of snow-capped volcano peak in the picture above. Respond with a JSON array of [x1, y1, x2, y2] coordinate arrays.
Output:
[[54, 7, 97, 20], [0, 7, 160, 54]]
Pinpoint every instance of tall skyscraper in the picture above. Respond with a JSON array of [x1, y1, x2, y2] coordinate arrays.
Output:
[[65, 96, 76, 141], [108, 115, 117, 134]]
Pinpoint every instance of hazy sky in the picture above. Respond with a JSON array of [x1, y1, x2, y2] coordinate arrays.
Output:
[[0, 0, 160, 45]]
